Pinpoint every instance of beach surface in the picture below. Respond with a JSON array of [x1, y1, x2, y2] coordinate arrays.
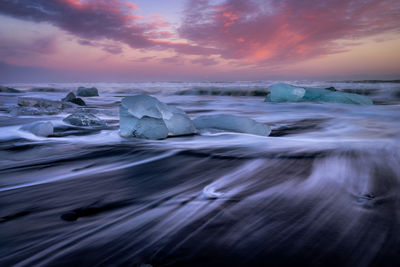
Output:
[[1, 81, 400, 266]]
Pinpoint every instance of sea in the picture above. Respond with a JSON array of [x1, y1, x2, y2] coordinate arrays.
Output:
[[0, 80, 399, 266]]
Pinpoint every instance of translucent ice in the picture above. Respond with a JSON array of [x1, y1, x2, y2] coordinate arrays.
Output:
[[63, 113, 106, 126], [163, 106, 196, 136], [265, 83, 373, 105], [10, 106, 60, 116], [265, 83, 305, 102], [121, 95, 165, 119], [18, 97, 63, 109], [76, 86, 99, 97], [17, 96, 80, 112], [20, 121, 54, 137], [119, 95, 195, 139], [193, 114, 271, 136], [132, 116, 169, 140]]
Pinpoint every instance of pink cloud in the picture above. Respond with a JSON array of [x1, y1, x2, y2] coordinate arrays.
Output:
[[179, 0, 400, 64], [191, 57, 219, 66], [160, 56, 184, 64], [1, 0, 399, 68], [0, 0, 214, 56], [0, 0, 153, 48], [0, 36, 57, 58], [77, 39, 123, 54]]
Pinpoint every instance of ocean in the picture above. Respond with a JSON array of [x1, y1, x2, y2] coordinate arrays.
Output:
[[0, 80, 399, 266]]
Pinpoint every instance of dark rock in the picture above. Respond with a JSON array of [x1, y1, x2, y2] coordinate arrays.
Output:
[[325, 86, 337, 91], [70, 97, 86, 106], [62, 92, 76, 102], [76, 86, 99, 97], [62, 92, 86, 106]]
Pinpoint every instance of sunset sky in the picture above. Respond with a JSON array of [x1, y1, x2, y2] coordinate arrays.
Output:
[[0, 0, 399, 82]]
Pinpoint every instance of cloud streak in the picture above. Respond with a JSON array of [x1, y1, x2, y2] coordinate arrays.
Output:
[[0, 35, 57, 60], [77, 39, 123, 54], [0, 0, 154, 48], [179, 0, 400, 64], [0, 0, 399, 69], [0, 0, 212, 55]]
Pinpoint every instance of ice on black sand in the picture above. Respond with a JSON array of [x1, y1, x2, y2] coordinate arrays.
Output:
[[63, 113, 107, 126], [265, 83, 373, 105], [20, 121, 54, 137], [76, 86, 99, 97], [194, 114, 271, 136], [119, 95, 196, 139]]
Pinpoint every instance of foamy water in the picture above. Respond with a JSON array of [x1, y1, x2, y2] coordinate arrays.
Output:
[[0, 81, 399, 266]]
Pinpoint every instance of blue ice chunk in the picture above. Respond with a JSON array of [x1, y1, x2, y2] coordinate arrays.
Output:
[[194, 114, 271, 136], [76, 87, 99, 97], [265, 83, 373, 105], [119, 95, 195, 139], [20, 121, 54, 137]]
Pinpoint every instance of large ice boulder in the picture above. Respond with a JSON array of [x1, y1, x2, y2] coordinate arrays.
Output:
[[63, 113, 106, 126], [265, 83, 373, 105], [76, 86, 99, 97], [119, 95, 196, 139], [193, 114, 271, 136], [20, 121, 54, 137]]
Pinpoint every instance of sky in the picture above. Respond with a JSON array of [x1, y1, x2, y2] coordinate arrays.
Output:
[[0, 0, 399, 82]]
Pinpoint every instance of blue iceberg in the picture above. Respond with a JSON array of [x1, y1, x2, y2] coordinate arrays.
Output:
[[265, 83, 373, 105], [20, 121, 54, 137], [119, 95, 196, 139], [193, 114, 271, 136]]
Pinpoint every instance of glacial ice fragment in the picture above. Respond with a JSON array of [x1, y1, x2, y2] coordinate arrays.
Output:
[[265, 83, 306, 102], [163, 106, 196, 136], [133, 116, 169, 140], [193, 114, 271, 136], [265, 83, 373, 105], [20, 121, 54, 137], [63, 113, 106, 126], [10, 106, 60, 116], [119, 95, 195, 139], [121, 95, 165, 119], [76, 86, 99, 97], [18, 97, 63, 109]]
